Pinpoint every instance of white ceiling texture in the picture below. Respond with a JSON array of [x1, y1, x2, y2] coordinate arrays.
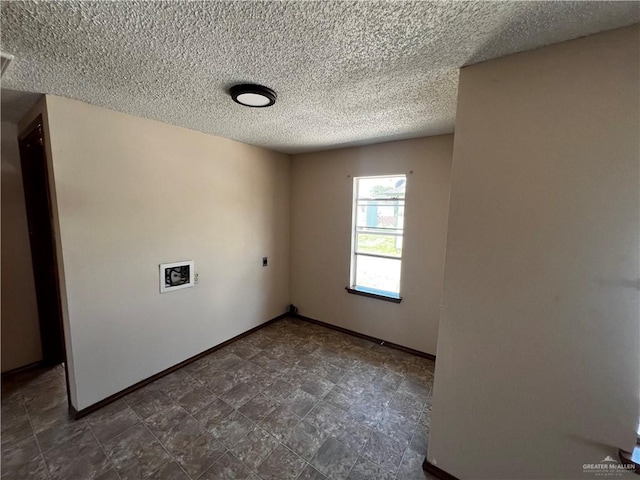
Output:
[[1, 1, 638, 153]]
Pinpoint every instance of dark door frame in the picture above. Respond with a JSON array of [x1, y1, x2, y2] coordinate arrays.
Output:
[[18, 115, 72, 408]]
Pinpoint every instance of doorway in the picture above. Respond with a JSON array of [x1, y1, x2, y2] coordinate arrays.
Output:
[[18, 117, 66, 367]]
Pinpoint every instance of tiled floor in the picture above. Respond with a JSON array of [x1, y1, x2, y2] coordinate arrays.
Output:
[[1, 317, 436, 480]]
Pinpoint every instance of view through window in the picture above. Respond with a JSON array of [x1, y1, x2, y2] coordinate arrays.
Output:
[[350, 175, 406, 299]]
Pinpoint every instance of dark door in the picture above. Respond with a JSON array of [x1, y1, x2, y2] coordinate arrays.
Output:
[[18, 119, 65, 366]]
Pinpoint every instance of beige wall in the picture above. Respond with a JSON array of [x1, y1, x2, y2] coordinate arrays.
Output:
[[1, 121, 43, 372], [290, 136, 452, 355], [429, 25, 639, 479], [43, 96, 290, 409]]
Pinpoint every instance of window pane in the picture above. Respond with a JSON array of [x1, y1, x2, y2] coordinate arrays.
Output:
[[356, 233, 402, 257], [355, 202, 404, 230], [357, 176, 406, 200], [355, 255, 401, 294]]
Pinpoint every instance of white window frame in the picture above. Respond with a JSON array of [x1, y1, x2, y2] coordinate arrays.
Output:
[[347, 174, 405, 302]]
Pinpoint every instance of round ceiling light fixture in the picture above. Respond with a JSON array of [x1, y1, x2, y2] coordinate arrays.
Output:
[[229, 84, 277, 108]]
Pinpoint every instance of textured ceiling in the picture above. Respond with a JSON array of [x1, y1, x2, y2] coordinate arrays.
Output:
[[1, 1, 638, 153]]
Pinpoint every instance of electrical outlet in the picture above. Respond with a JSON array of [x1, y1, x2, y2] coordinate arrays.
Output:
[[262, 257, 268, 267], [194, 272, 199, 284]]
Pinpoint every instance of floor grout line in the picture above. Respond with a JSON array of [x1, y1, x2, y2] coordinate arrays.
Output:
[[19, 389, 53, 480], [85, 422, 124, 480], [129, 402, 196, 480]]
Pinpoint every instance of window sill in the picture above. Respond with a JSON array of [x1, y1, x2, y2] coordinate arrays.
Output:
[[345, 286, 402, 303]]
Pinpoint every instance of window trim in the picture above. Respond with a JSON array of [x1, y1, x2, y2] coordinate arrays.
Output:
[[347, 174, 405, 302], [345, 286, 402, 303]]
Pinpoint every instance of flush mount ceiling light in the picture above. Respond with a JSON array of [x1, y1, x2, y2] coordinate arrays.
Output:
[[229, 84, 276, 108]]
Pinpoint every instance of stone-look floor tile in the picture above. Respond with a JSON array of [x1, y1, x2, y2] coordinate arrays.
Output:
[[285, 420, 328, 461], [86, 401, 140, 444], [305, 401, 345, 433], [192, 397, 234, 432], [261, 342, 289, 359], [410, 425, 429, 454], [316, 362, 345, 384], [376, 411, 417, 446], [1, 385, 22, 405], [257, 444, 306, 480], [263, 379, 297, 402], [211, 353, 244, 372], [22, 378, 67, 414], [121, 382, 164, 407], [0, 452, 49, 480], [252, 369, 281, 389], [103, 423, 172, 480], [1, 397, 28, 430], [311, 436, 359, 480], [209, 410, 255, 448], [261, 357, 290, 377], [36, 417, 89, 452], [230, 426, 279, 470], [231, 360, 264, 383], [2, 435, 42, 474], [200, 452, 253, 480], [419, 402, 432, 428], [323, 387, 358, 412], [337, 372, 370, 395], [397, 379, 430, 403], [1, 416, 34, 447], [144, 404, 190, 438], [406, 365, 433, 385], [95, 468, 122, 480], [259, 404, 300, 442], [43, 429, 111, 480], [361, 430, 405, 474], [247, 350, 277, 368], [285, 366, 309, 386], [345, 401, 385, 429], [358, 387, 394, 410], [300, 375, 334, 398], [127, 391, 176, 420], [396, 447, 431, 480], [221, 382, 261, 409], [347, 456, 396, 480], [182, 357, 212, 378], [156, 414, 205, 452], [238, 393, 279, 422], [388, 392, 423, 423], [296, 355, 323, 371], [158, 372, 201, 401], [202, 371, 237, 395], [146, 461, 190, 480], [229, 342, 262, 359], [330, 416, 372, 453], [29, 401, 73, 434], [176, 385, 215, 414], [284, 389, 318, 418], [2, 320, 438, 480], [374, 370, 404, 392], [298, 464, 328, 480], [382, 357, 409, 376], [172, 433, 226, 478]]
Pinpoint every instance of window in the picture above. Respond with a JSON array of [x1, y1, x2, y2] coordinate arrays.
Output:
[[347, 175, 405, 302]]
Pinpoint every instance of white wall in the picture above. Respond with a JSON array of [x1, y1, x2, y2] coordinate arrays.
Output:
[[1, 121, 43, 372], [290, 136, 452, 355], [429, 25, 639, 479], [41, 95, 290, 410]]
